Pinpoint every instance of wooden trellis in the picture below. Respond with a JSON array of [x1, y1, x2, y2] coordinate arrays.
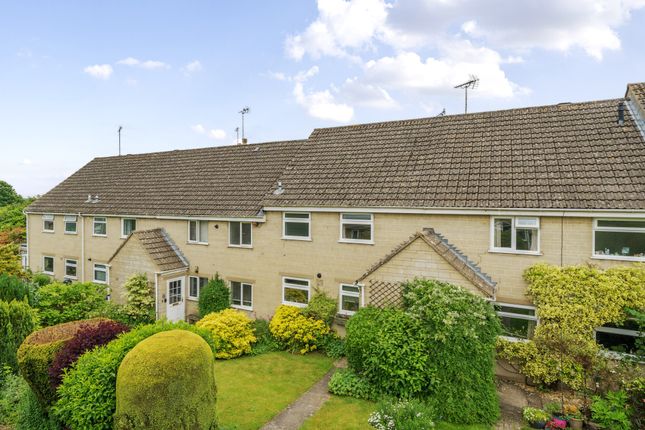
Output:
[[367, 280, 404, 308]]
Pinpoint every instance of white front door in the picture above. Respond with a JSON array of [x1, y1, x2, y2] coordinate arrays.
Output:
[[166, 277, 185, 322]]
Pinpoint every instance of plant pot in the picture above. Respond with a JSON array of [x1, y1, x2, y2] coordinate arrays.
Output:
[[529, 421, 546, 429], [569, 418, 583, 430]]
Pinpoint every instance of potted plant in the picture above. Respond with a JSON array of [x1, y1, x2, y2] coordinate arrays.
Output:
[[523, 407, 551, 429], [564, 404, 583, 430], [545, 417, 567, 429]]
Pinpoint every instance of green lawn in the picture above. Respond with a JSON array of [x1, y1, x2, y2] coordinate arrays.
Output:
[[301, 395, 492, 430], [214, 351, 335, 430]]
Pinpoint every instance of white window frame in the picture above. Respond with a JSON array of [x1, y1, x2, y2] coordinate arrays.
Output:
[[595, 321, 643, 359], [188, 276, 209, 300], [63, 215, 77, 235], [230, 281, 253, 311], [338, 283, 362, 316], [282, 276, 310, 307], [43, 255, 54, 275], [64, 258, 78, 280], [592, 218, 645, 262], [339, 213, 374, 244], [93, 263, 109, 284], [93, 217, 107, 237], [121, 218, 137, 238], [492, 302, 538, 341], [188, 220, 209, 245], [489, 216, 540, 255], [42, 214, 54, 233], [282, 212, 311, 241], [229, 221, 252, 248]]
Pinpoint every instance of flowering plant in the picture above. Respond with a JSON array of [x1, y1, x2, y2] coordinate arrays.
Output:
[[545, 417, 567, 429]]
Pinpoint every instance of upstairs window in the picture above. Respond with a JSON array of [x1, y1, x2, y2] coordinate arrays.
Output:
[[93, 217, 107, 236], [491, 217, 539, 254], [188, 220, 208, 244], [188, 276, 209, 300], [121, 218, 137, 238], [493, 303, 538, 340], [231, 281, 253, 310], [42, 214, 54, 232], [229, 222, 252, 247], [64, 215, 77, 234], [282, 277, 310, 307], [593, 219, 645, 261], [43, 256, 54, 274], [64, 259, 78, 279], [340, 213, 373, 244], [339, 284, 361, 315], [283, 212, 311, 240]]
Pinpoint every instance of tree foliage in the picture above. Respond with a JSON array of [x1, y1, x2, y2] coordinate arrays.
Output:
[[0, 181, 21, 207], [122, 274, 155, 325], [0, 243, 24, 277], [198, 274, 230, 317], [36, 282, 109, 326]]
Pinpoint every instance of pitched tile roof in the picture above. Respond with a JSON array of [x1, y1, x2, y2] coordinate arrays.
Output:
[[264, 97, 645, 210], [109, 228, 188, 272], [357, 228, 496, 297], [27, 140, 305, 217]]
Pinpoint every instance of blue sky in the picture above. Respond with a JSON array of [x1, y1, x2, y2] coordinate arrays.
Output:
[[1, 0, 644, 196]]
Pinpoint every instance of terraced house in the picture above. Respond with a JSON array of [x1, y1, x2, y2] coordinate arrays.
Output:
[[25, 82, 645, 349]]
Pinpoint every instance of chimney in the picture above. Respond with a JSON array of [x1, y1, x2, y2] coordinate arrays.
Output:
[[242, 138, 248, 145]]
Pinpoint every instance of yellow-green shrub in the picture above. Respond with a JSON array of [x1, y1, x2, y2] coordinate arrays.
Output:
[[114, 330, 217, 430], [196, 309, 256, 359], [499, 264, 645, 389], [17, 318, 109, 407], [269, 305, 329, 354]]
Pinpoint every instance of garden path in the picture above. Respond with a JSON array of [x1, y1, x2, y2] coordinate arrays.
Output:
[[260, 359, 346, 430]]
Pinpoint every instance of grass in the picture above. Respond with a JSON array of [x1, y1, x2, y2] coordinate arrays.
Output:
[[214, 351, 335, 430], [301, 395, 493, 430]]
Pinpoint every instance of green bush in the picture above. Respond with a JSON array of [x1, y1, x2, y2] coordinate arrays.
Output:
[[17, 318, 109, 407], [36, 282, 108, 326], [0, 299, 38, 371], [0, 370, 60, 430], [302, 288, 337, 326], [196, 309, 256, 359], [30, 273, 52, 287], [121, 274, 155, 325], [319, 332, 345, 359], [0, 243, 24, 277], [269, 305, 330, 354], [0, 274, 34, 305], [403, 279, 501, 425], [328, 368, 378, 401], [198, 274, 230, 317], [53, 321, 215, 430], [368, 398, 436, 430], [250, 319, 280, 355], [114, 330, 217, 430], [591, 390, 632, 430], [346, 306, 429, 398]]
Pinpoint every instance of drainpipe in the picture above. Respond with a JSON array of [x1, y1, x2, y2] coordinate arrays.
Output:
[[154, 272, 159, 320], [79, 213, 85, 282], [24, 213, 29, 269]]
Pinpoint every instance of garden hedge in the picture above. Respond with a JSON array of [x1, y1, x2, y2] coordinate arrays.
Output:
[[269, 305, 329, 354], [114, 330, 217, 430], [0, 274, 34, 305], [0, 299, 38, 371], [53, 321, 215, 430], [196, 308, 256, 359], [36, 282, 109, 326], [17, 318, 110, 407]]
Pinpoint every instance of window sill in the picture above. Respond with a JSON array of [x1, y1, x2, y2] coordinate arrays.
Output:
[[498, 335, 530, 343], [64, 232, 78, 235], [228, 244, 253, 249], [43, 271, 54, 276], [187, 297, 198, 302], [42, 230, 55, 234], [591, 255, 645, 262], [338, 239, 374, 245], [232, 304, 253, 311], [187, 241, 209, 246], [282, 236, 312, 241], [488, 248, 541, 256], [93, 280, 108, 285], [282, 301, 307, 308], [93, 234, 107, 238]]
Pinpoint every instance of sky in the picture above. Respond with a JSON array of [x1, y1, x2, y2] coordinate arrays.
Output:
[[1, 0, 645, 197]]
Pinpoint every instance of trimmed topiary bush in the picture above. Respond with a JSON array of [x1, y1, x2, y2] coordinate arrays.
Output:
[[114, 330, 217, 430], [53, 321, 215, 430], [0, 299, 38, 371], [17, 318, 109, 407], [269, 305, 330, 354], [198, 274, 230, 317], [49, 320, 129, 389], [36, 282, 108, 326], [196, 308, 256, 359]]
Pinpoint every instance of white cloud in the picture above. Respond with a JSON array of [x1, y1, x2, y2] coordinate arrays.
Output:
[[83, 64, 113, 80], [181, 60, 203, 76], [191, 124, 206, 134], [285, 0, 390, 60], [117, 57, 170, 70], [341, 78, 398, 109], [208, 129, 227, 140], [293, 81, 354, 122]]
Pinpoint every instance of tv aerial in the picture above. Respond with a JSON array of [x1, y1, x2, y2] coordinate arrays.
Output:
[[454, 75, 479, 114]]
